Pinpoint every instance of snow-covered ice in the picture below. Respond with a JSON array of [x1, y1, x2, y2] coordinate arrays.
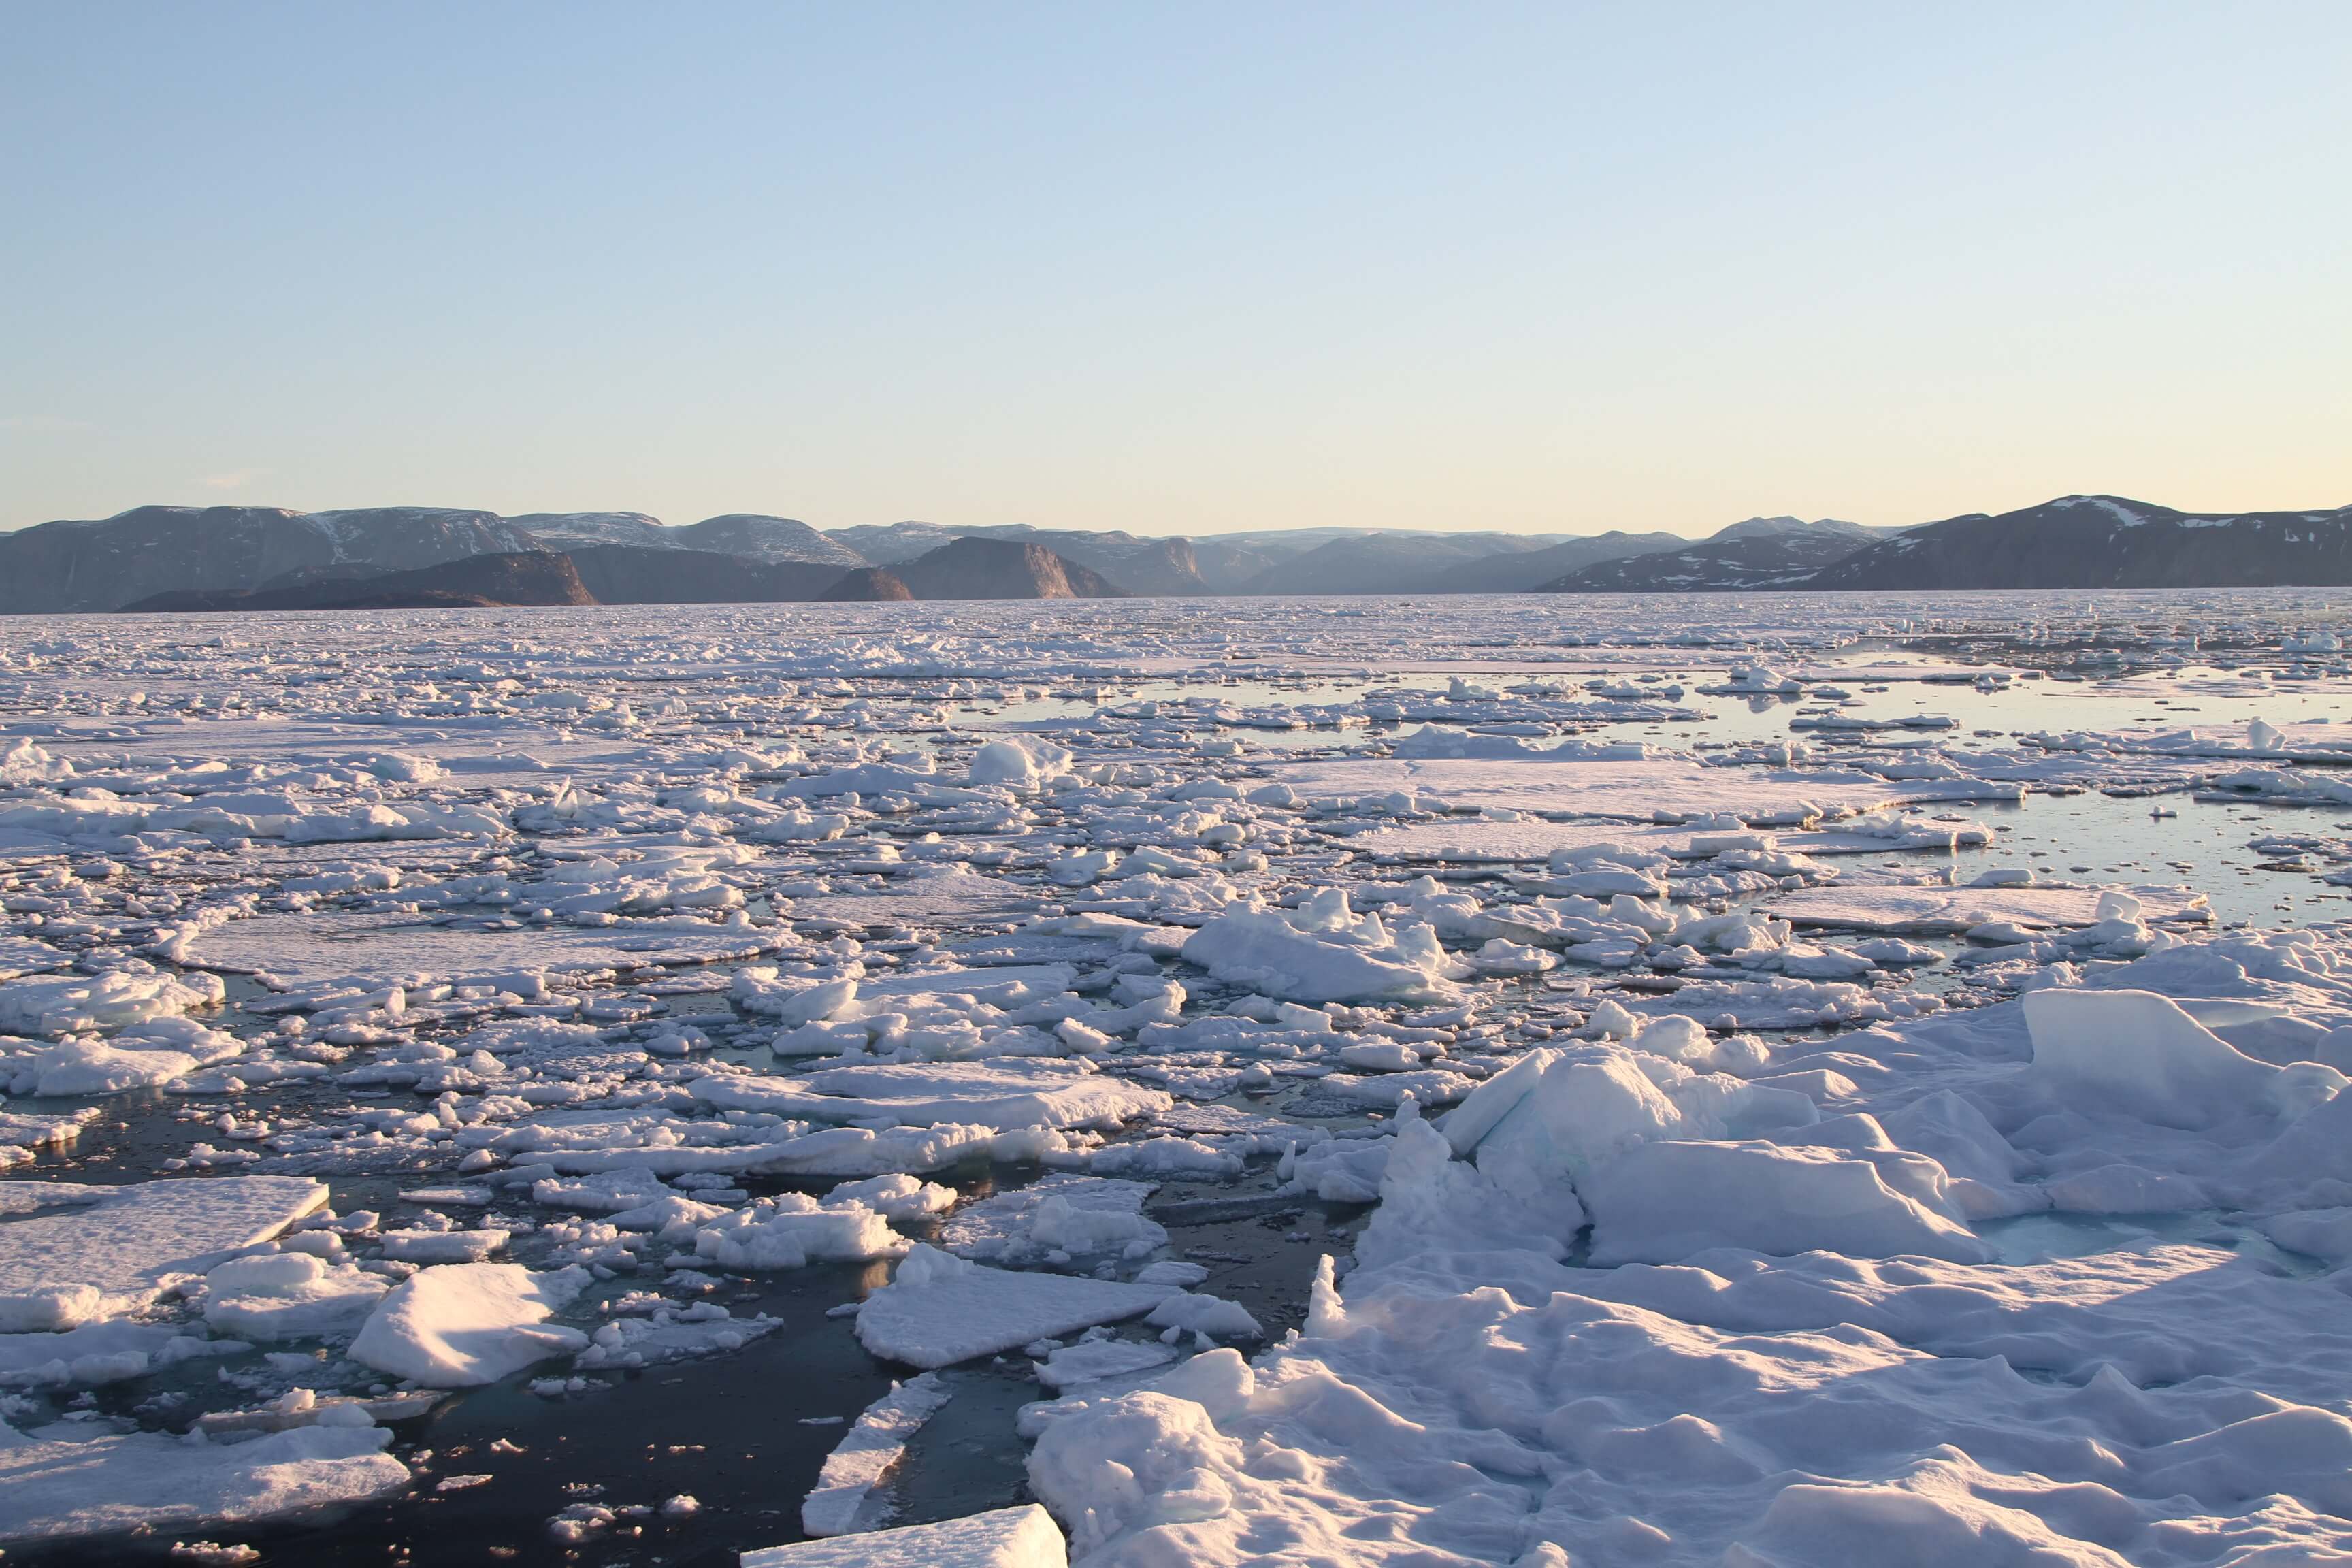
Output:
[[347, 1262, 591, 1387], [7, 593, 2352, 1555], [855, 1246, 1179, 1369], [744, 1503, 1066, 1567]]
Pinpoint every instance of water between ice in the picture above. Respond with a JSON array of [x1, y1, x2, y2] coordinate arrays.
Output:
[[6, 594, 2352, 1563]]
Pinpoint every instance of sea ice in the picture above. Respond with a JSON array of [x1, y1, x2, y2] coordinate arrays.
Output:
[[0, 1177, 329, 1311], [855, 1246, 1177, 1369], [742, 1503, 1066, 1567], [347, 1262, 591, 1387]]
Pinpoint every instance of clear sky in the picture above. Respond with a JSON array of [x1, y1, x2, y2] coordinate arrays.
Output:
[[3, 3, 2347, 538]]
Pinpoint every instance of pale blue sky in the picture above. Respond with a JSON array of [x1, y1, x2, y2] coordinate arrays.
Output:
[[3, 3, 2347, 536]]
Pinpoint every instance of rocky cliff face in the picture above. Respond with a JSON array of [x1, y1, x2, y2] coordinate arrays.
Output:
[[816, 567, 915, 602], [560, 546, 850, 603], [889, 537, 1127, 599]]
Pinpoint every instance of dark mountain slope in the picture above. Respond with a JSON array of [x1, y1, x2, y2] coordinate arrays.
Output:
[[960, 527, 1208, 595], [1426, 531, 1686, 593], [1232, 532, 1573, 597], [0, 505, 540, 613], [890, 538, 1127, 599], [561, 546, 849, 604], [817, 568, 915, 602], [1805, 496, 2352, 589], [122, 551, 595, 612]]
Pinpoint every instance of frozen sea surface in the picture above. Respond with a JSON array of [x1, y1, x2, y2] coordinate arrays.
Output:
[[3, 591, 2352, 1563]]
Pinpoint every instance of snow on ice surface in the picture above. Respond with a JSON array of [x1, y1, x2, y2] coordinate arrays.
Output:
[[855, 1246, 1178, 1369], [1769, 883, 2210, 931], [172, 909, 777, 987], [1273, 756, 1908, 823], [745, 1503, 1067, 1567], [347, 1262, 591, 1387], [0, 1177, 327, 1309], [800, 1371, 955, 1535], [0, 1422, 409, 1546], [9, 595, 2352, 1554]]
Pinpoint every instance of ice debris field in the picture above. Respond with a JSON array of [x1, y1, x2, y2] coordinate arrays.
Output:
[[3, 592, 2352, 1563]]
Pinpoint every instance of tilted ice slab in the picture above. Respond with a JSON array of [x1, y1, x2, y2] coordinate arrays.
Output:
[[1769, 883, 2210, 932], [0, 1177, 328, 1312], [165, 909, 778, 987], [0, 1422, 409, 1547], [799, 1371, 953, 1536], [855, 1245, 1178, 1370], [1180, 891, 1464, 1005], [744, 1504, 1066, 1567]]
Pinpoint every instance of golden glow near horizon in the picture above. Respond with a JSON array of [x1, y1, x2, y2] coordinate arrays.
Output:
[[3, 6, 2346, 536]]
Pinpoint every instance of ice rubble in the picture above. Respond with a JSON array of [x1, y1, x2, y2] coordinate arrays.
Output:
[[1021, 934, 2352, 1565], [8, 598, 2352, 1551]]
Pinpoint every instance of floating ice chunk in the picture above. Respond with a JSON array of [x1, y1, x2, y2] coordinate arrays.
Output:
[[203, 1252, 390, 1340], [574, 1302, 779, 1369], [820, 1173, 956, 1221], [0, 1284, 103, 1335], [532, 1168, 674, 1213], [348, 1263, 591, 1388], [942, 1177, 1166, 1267], [0, 1423, 407, 1547], [1181, 897, 1461, 1005], [1279, 1135, 1394, 1203], [2025, 987, 2283, 1130], [698, 1060, 1166, 1133], [742, 1504, 1065, 1567], [854, 1245, 1176, 1369], [968, 737, 1072, 790], [1771, 884, 2208, 932], [732, 970, 860, 1024], [1085, 1136, 1244, 1180], [0, 1177, 327, 1312], [799, 1371, 953, 1536], [0, 968, 225, 1039], [750, 1123, 1014, 1177], [1034, 1337, 1178, 1392], [693, 1194, 907, 1269], [378, 1229, 509, 1263], [1144, 1292, 1262, 1341]]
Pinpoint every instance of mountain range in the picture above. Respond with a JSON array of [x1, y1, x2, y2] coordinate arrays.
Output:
[[1, 496, 2345, 612]]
